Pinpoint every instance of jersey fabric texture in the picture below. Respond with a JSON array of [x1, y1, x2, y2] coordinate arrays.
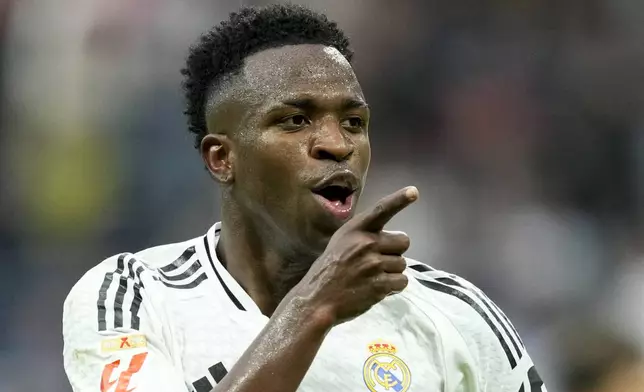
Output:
[[63, 222, 547, 392]]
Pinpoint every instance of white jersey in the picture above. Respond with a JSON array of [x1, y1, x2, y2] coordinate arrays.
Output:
[[63, 222, 547, 392]]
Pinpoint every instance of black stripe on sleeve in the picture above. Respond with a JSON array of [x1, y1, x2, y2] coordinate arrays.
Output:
[[159, 259, 203, 281], [192, 377, 213, 392], [408, 263, 435, 273], [113, 256, 134, 329], [528, 366, 544, 392], [496, 303, 525, 348], [97, 254, 127, 331], [97, 273, 114, 331], [129, 265, 145, 330], [436, 276, 524, 360], [209, 362, 228, 383], [154, 245, 210, 290], [98, 255, 148, 331], [159, 272, 208, 289], [160, 246, 196, 273], [415, 278, 518, 368], [127, 257, 137, 280], [203, 236, 246, 311]]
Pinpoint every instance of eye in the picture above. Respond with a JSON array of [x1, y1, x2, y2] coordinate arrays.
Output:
[[279, 114, 310, 131], [341, 116, 366, 131]]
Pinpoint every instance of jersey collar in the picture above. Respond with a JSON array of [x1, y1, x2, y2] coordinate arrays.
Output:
[[203, 222, 265, 315]]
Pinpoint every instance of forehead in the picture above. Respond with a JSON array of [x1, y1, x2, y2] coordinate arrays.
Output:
[[240, 44, 363, 103]]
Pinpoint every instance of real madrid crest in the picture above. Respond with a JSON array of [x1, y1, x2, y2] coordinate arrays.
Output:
[[363, 341, 411, 392]]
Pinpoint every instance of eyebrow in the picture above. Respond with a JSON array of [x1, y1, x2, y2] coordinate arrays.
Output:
[[280, 97, 369, 111]]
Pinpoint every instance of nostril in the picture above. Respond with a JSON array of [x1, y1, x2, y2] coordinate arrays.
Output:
[[317, 150, 339, 161], [310, 131, 354, 161], [312, 146, 354, 162]]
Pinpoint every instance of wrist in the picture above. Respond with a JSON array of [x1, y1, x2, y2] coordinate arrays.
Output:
[[307, 303, 336, 332], [282, 291, 335, 334]]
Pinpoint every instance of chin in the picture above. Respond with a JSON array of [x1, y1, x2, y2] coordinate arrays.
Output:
[[311, 213, 345, 238], [294, 196, 358, 253]]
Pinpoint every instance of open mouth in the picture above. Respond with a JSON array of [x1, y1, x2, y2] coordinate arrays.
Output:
[[310, 171, 360, 221], [313, 185, 354, 204], [312, 185, 356, 220]]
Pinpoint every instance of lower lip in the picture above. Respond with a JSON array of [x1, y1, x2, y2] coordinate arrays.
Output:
[[313, 193, 355, 221]]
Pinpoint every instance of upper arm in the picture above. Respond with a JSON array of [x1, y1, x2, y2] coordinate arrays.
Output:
[[63, 254, 188, 392]]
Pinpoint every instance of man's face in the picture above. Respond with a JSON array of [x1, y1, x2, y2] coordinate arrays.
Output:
[[215, 44, 371, 253]]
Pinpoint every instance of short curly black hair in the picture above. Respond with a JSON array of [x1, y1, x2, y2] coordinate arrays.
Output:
[[181, 3, 354, 148]]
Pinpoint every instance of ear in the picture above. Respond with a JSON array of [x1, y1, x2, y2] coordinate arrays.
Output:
[[201, 133, 235, 184]]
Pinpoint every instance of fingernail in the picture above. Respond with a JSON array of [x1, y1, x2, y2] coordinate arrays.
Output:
[[405, 186, 419, 201]]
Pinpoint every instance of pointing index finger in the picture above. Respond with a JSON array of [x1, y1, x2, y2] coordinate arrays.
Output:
[[355, 186, 419, 232]]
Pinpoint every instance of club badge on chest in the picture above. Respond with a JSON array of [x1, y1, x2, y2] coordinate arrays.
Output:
[[362, 341, 411, 392]]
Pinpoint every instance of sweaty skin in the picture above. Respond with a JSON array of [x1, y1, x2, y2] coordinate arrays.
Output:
[[203, 44, 372, 312], [213, 187, 417, 392], [200, 44, 420, 392]]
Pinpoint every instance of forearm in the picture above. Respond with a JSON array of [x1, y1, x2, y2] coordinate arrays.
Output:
[[213, 295, 332, 392]]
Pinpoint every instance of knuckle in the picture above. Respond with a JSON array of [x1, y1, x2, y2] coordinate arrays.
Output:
[[400, 275, 410, 289], [336, 242, 375, 267], [337, 230, 360, 244], [373, 202, 386, 217], [374, 275, 391, 293], [361, 256, 382, 272], [380, 232, 410, 252], [396, 231, 411, 244], [390, 275, 408, 294], [398, 234, 411, 249], [370, 274, 382, 288], [357, 232, 379, 251], [365, 237, 380, 252], [394, 257, 407, 271]]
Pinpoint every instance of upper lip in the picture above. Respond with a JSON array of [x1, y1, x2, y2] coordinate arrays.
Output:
[[311, 170, 360, 193]]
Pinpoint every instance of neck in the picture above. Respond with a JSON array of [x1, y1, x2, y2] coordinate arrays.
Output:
[[216, 197, 317, 316]]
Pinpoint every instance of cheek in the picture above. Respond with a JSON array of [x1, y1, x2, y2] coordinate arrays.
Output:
[[258, 134, 308, 173], [238, 135, 307, 191], [356, 137, 371, 175]]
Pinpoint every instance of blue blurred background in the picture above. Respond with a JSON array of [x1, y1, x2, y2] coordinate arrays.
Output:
[[1, 0, 643, 391]]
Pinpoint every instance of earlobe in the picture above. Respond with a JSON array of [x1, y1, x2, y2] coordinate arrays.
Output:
[[201, 134, 234, 184]]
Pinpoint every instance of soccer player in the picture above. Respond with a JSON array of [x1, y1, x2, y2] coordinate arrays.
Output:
[[63, 4, 547, 392]]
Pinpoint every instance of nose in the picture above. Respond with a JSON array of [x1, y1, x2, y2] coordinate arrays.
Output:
[[310, 121, 354, 162]]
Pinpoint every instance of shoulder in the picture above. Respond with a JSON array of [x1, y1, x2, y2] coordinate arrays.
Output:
[[66, 236, 203, 296], [63, 253, 157, 337], [403, 258, 527, 371], [63, 236, 204, 333], [404, 257, 511, 323], [404, 257, 487, 308]]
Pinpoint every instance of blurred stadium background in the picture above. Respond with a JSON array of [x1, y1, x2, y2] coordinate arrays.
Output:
[[1, 0, 644, 391]]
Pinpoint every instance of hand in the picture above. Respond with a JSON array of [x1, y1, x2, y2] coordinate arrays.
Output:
[[292, 186, 419, 327]]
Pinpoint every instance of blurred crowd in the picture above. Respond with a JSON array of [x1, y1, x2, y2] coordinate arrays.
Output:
[[1, 0, 643, 391]]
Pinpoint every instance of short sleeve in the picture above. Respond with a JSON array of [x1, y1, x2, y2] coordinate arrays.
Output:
[[435, 276, 548, 392], [63, 254, 188, 392], [405, 260, 549, 391]]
